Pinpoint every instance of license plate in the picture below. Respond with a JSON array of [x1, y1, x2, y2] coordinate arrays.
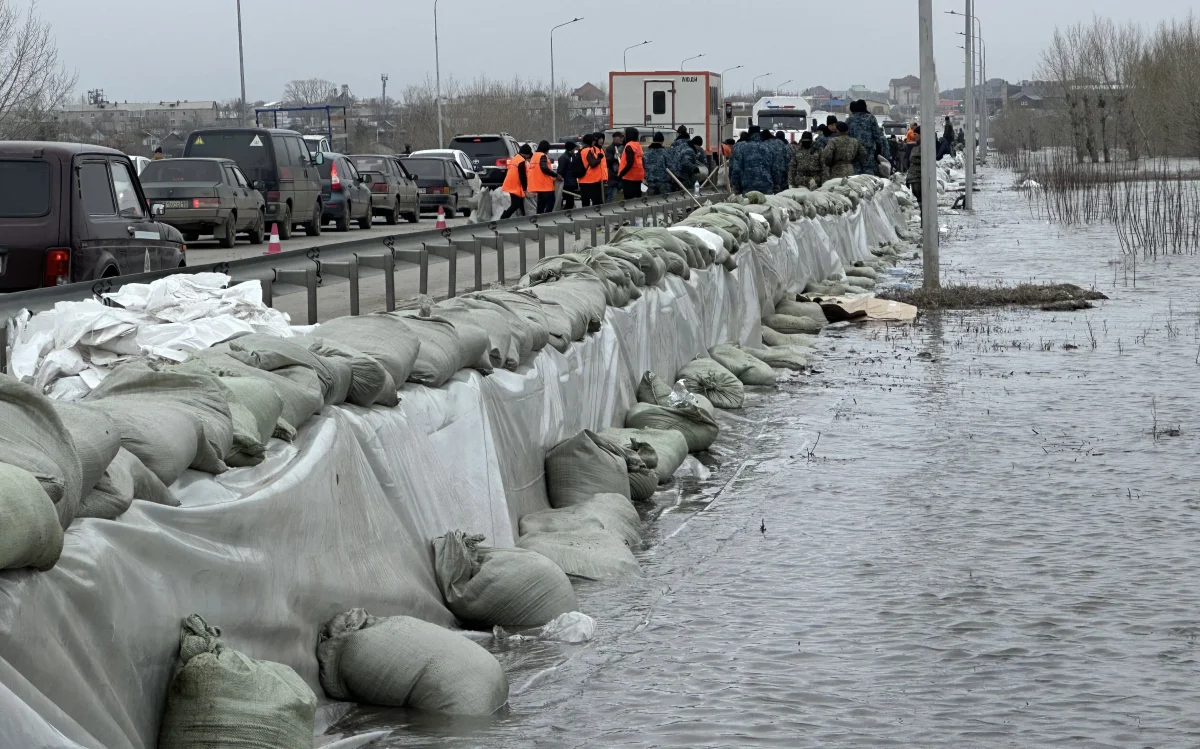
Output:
[[162, 200, 188, 209], [418, 188, 428, 194]]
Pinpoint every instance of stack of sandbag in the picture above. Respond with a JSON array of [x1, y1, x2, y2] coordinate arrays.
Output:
[[312, 313, 421, 389], [317, 608, 508, 715], [598, 427, 688, 485], [843, 263, 878, 290], [625, 372, 719, 452], [158, 615, 316, 749], [516, 528, 642, 580], [306, 337, 395, 408], [544, 430, 632, 508], [519, 493, 642, 548], [677, 357, 746, 410], [520, 278, 607, 351], [776, 299, 829, 327], [176, 350, 325, 439], [707, 344, 776, 386], [611, 226, 698, 277], [394, 311, 491, 387], [432, 530, 577, 628], [221, 334, 352, 407]]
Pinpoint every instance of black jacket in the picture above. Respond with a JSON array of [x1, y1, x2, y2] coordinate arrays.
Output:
[[557, 151, 579, 188]]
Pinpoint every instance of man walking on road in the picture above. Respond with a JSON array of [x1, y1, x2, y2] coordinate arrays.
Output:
[[824, 121, 866, 179], [617, 127, 645, 201], [578, 133, 607, 207], [729, 125, 775, 195], [605, 131, 624, 203], [770, 131, 792, 192], [529, 140, 562, 214], [557, 142, 580, 210], [500, 144, 531, 219]]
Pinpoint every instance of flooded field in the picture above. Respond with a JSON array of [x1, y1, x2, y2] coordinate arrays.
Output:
[[331, 174, 1200, 748]]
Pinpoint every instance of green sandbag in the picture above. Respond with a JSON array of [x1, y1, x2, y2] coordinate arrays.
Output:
[[432, 531, 577, 628], [844, 275, 876, 289], [223, 334, 351, 406], [545, 430, 631, 508], [636, 371, 673, 405], [762, 328, 818, 348], [845, 265, 878, 280], [394, 314, 469, 388], [737, 345, 810, 371], [598, 427, 689, 484], [217, 376, 284, 468], [307, 338, 391, 407], [763, 313, 824, 336], [625, 401, 719, 453], [0, 375, 85, 529], [517, 530, 642, 580], [775, 300, 829, 326], [159, 615, 316, 749], [707, 344, 777, 387], [180, 351, 324, 435], [48, 400, 120, 499], [317, 609, 508, 715], [78, 447, 177, 521], [678, 358, 745, 410], [519, 493, 642, 548], [313, 314, 422, 387], [0, 462, 64, 571]]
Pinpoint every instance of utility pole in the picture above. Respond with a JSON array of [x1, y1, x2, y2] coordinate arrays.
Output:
[[980, 40, 988, 165], [550, 17, 583, 143], [380, 73, 388, 143], [236, 0, 247, 125], [963, 0, 975, 210], [920, 0, 939, 289], [381, 74, 388, 111], [434, 0, 444, 148]]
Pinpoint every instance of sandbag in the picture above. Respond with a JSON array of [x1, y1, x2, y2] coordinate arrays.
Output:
[[625, 401, 719, 453], [761, 327, 818, 348], [636, 371, 673, 406], [775, 300, 829, 326], [678, 358, 745, 410], [48, 400, 120, 498], [181, 351, 324, 435], [763, 313, 824, 336], [434, 304, 518, 369], [0, 462, 65, 571], [224, 334, 350, 406], [317, 609, 508, 715], [737, 345, 810, 371], [545, 429, 631, 508], [0, 375, 84, 529], [441, 297, 533, 366], [433, 531, 577, 628], [85, 362, 233, 485], [158, 615, 316, 749], [844, 275, 876, 289], [77, 447, 177, 521], [599, 427, 688, 484], [519, 493, 642, 548], [621, 441, 659, 501], [393, 313, 469, 387], [308, 338, 390, 407], [446, 318, 492, 374], [218, 376, 284, 467], [708, 344, 777, 387], [517, 530, 642, 580], [526, 276, 608, 345], [471, 289, 552, 352], [314, 313, 422, 386], [845, 265, 878, 280]]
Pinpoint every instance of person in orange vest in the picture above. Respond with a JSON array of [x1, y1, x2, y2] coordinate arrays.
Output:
[[577, 132, 607, 207], [616, 127, 644, 201], [500, 143, 532, 219], [528, 140, 562, 214]]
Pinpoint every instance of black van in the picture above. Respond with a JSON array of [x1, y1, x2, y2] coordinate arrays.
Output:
[[183, 128, 324, 240]]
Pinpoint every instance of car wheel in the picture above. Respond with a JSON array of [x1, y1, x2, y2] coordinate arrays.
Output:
[[459, 206, 472, 218], [357, 206, 373, 230], [335, 203, 351, 232], [218, 213, 237, 248], [278, 206, 293, 240], [247, 210, 266, 245], [385, 199, 400, 225], [406, 201, 420, 223], [306, 200, 322, 237]]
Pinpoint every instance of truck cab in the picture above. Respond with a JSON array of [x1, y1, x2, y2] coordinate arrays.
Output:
[[752, 96, 814, 143]]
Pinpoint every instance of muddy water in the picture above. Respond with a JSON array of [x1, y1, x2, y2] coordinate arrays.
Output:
[[332, 176, 1200, 748]]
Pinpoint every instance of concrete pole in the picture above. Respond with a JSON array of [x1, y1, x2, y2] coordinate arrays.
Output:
[[980, 40, 988, 165], [236, 0, 247, 126], [920, 0, 939, 289], [963, 0, 975, 210], [434, 0, 444, 148]]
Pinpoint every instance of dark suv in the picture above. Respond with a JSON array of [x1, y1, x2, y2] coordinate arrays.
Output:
[[448, 133, 519, 189], [0, 141, 185, 291], [183, 127, 324, 240]]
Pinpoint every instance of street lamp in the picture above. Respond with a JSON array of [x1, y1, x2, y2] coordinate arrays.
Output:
[[434, 0, 444, 147], [624, 40, 651, 72], [236, 0, 247, 125], [751, 72, 771, 96], [680, 53, 705, 70], [950, 8, 986, 165], [775, 79, 793, 95], [720, 64, 743, 85], [550, 17, 583, 143]]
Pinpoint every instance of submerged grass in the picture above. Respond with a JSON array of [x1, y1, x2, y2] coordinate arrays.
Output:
[[878, 283, 1108, 311]]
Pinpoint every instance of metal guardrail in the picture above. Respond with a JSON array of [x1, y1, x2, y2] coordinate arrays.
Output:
[[0, 191, 712, 373]]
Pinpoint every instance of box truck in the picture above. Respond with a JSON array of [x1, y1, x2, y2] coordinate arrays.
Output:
[[609, 71, 725, 155]]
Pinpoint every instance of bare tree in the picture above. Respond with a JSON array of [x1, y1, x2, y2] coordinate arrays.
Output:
[[283, 78, 338, 106], [0, 0, 77, 140]]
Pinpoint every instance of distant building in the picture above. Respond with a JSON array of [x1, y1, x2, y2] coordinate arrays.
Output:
[[59, 99, 221, 135], [889, 75, 921, 107], [1010, 92, 1043, 110], [568, 83, 608, 130], [863, 99, 890, 116]]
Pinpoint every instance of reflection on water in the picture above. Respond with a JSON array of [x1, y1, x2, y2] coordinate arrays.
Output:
[[335, 176, 1200, 747]]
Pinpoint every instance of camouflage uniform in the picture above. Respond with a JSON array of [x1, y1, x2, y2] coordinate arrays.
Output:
[[767, 138, 792, 192], [823, 134, 866, 180], [788, 145, 826, 190], [666, 137, 700, 190], [729, 133, 776, 195], [643, 143, 671, 195], [847, 111, 889, 176], [812, 132, 829, 152]]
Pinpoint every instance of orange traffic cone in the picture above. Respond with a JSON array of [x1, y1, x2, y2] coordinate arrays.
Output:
[[435, 205, 447, 230], [264, 223, 282, 255]]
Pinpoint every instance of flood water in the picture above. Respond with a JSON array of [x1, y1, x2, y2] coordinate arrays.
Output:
[[331, 174, 1200, 748]]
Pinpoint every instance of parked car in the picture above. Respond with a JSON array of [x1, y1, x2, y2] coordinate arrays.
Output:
[[401, 157, 474, 216], [302, 134, 331, 155], [447, 133, 519, 189], [0, 141, 185, 291], [130, 155, 151, 175], [139, 158, 266, 248], [409, 148, 482, 212], [183, 127, 324, 240], [347, 154, 420, 224], [317, 153, 372, 231]]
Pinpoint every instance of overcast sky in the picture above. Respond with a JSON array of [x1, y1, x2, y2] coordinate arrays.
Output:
[[37, 0, 1196, 103]]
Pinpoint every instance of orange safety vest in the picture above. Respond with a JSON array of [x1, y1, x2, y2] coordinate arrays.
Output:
[[619, 141, 645, 182], [501, 155, 526, 197], [721, 143, 732, 158], [905, 129, 916, 143], [527, 152, 555, 193], [579, 146, 607, 184]]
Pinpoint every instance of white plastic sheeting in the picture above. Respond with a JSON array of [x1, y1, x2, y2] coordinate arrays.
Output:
[[0, 194, 909, 749]]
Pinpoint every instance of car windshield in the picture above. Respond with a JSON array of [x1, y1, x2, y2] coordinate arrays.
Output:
[[449, 137, 507, 162], [349, 155, 391, 173], [0, 161, 51, 218], [186, 131, 273, 181], [401, 159, 446, 180], [141, 160, 223, 183], [757, 111, 808, 130]]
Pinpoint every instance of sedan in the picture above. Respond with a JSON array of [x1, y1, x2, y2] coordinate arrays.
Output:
[[318, 153, 373, 231], [401, 157, 474, 216], [348, 154, 420, 224], [409, 148, 482, 213], [139, 158, 266, 247]]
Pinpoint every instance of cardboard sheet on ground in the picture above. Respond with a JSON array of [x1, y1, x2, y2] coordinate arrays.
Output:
[[819, 296, 918, 323]]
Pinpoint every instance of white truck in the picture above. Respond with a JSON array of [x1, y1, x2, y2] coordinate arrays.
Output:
[[736, 96, 815, 143], [609, 71, 725, 155]]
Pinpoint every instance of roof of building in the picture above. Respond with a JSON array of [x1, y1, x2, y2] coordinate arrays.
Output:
[[1012, 92, 1042, 101], [890, 75, 921, 87], [573, 83, 605, 101], [61, 100, 219, 113]]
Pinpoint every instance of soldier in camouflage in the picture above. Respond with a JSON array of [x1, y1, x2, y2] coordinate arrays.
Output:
[[788, 131, 826, 189], [729, 127, 776, 195], [769, 131, 793, 192], [846, 99, 889, 176], [666, 125, 700, 190], [823, 121, 867, 179], [643, 131, 671, 195]]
